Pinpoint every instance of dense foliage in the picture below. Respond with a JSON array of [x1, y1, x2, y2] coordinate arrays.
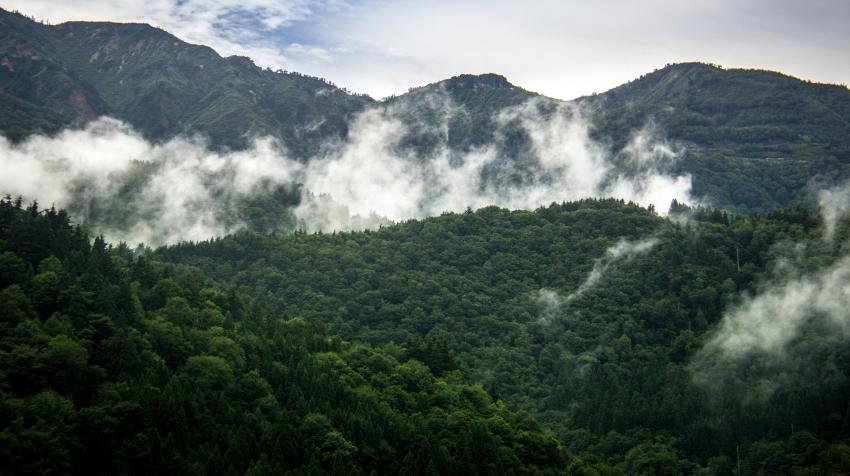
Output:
[[0, 196, 582, 475], [2, 196, 850, 474], [3, 8, 850, 474], [155, 199, 850, 474]]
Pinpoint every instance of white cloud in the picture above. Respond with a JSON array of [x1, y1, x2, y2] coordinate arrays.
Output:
[[0, 95, 695, 243], [818, 180, 850, 242], [293, 95, 693, 230], [0, 118, 299, 245], [299, 109, 425, 221], [284, 43, 334, 63], [3, 0, 326, 69], [696, 255, 850, 362], [691, 185, 850, 399], [536, 237, 659, 323]]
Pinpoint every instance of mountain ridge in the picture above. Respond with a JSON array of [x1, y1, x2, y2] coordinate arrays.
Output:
[[2, 8, 850, 213], [0, 7, 375, 153]]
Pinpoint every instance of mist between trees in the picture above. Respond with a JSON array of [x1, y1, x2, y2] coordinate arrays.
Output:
[[0, 95, 693, 247]]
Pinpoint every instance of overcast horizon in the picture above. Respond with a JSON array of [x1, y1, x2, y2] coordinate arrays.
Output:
[[3, 0, 849, 101]]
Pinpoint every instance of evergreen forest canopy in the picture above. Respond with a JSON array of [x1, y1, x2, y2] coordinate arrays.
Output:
[[2, 196, 850, 474]]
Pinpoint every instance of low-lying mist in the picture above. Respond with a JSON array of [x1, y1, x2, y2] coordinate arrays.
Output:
[[696, 256, 850, 362], [0, 94, 694, 246], [690, 183, 850, 405], [535, 237, 659, 324]]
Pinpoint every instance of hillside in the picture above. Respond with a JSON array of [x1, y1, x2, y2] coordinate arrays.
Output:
[[3, 197, 849, 474], [3, 9, 850, 214], [0, 197, 577, 475], [386, 73, 541, 153], [583, 63, 850, 212], [585, 62, 850, 150], [4, 4, 850, 475], [0, 9, 374, 153], [151, 199, 850, 473]]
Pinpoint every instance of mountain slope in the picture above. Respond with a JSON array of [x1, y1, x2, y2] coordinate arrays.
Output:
[[388, 73, 541, 152], [586, 62, 850, 150], [154, 199, 850, 473], [583, 63, 850, 212], [0, 8, 374, 153], [0, 197, 581, 475], [3, 9, 850, 213], [0, 90, 71, 140]]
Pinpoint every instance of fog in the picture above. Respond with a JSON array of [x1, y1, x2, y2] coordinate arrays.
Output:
[[698, 256, 850, 361], [818, 180, 850, 243], [0, 118, 296, 245], [0, 95, 695, 246], [690, 187, 850, 402], [536, 237, 658, 323]]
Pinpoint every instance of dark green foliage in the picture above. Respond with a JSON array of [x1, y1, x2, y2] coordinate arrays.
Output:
[[3, 9, 850, 473], [155, 198, 850, 474], [3, 196, 850, 473], [586, 63, 850, 152], [0, 92, 71, 141], [0, 196, 574, 475]]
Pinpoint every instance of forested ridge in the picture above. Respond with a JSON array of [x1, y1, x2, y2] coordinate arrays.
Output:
[[582, 62, 850, 213], [2, 196, 849, 474], [4, 7, 850, 213]]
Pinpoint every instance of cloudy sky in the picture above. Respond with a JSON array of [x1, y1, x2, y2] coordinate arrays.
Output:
[[4, 0, 849, 100]]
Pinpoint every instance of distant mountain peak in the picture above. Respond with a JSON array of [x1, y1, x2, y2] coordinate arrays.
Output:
[[226, 55, 257, 67], [392, 72, 529, 104], [442, 73, 514, 90]]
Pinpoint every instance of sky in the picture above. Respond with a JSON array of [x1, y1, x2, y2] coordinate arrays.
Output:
[[3, 0, 850, 100]]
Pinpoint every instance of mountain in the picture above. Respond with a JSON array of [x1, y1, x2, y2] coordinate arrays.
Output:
[[2, 8, 850, 213], [583, 62, 850, 212], [394, 73, 540, 147], [0, 8, 374, 153], [392, 66, 850, 213], [585, 62, 850, 151]]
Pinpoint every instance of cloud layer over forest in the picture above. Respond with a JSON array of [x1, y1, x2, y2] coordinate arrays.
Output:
[[0, 97, 693, 246], [691, 184, 850, 402]]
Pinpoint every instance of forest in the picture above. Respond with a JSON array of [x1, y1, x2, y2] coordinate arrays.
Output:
[[2, 195, 849, 474]]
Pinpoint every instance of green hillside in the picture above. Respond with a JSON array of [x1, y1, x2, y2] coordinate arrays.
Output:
[[0, 90, 71, 140], [586, 62, 850, 150], [583, 63, 850, 212], [0, 9, 374, 152], [0, 197, 580, 475], [153, 199, 850, 473], [4, 5, 850, 476], [3, 197, 849, 474]]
